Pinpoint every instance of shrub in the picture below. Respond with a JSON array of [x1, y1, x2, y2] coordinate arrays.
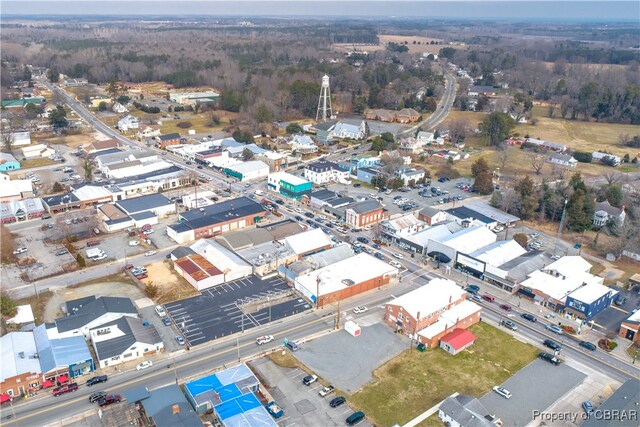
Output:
[[76, 253, 86, 267], [145, 282, 159, 298], [176, 121, 192, 129], [0, 293, 18, 317]]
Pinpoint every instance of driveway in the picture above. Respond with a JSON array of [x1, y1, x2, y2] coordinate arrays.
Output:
[[590, 288, 640, 333]]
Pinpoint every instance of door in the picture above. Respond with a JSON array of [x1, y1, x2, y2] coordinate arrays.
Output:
[[625, 329, 635, 341]]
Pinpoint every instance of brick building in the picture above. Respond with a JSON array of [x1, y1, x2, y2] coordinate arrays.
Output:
[[619, 310, 640, 344], [1, 332, 43, 399], [155, 133, 181, 149], [344, 200, 386, 227]]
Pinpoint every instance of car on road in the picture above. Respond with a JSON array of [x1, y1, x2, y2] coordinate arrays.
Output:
[[98, 394, 122, 407], [521, 313, 537, 322], [501, 320, 517, 331], [582, 401, 594, 416], [155, 305, 166, 317], [303, 374, 318, 386], [392, 253, 403, 259], [256, 335, 274, 345], [42, 214, 52, 220], [175, 335, 185, 346], [481, 295, 495, 303], [86, 375, 108, 387], [353, 306, 368, 314], [330, 396, 346, 408], [319, 385, 335, 397], [162, 317, 172, 326], [543, 339, 562, 351], [492, 386, 512, 399], [389, 260, 402, 269], [579, 341, 597, 351], [538, 352, 561, 365], [53, 383, 79, 396], [136, 361, 153, 371], [285, 341, 299, 352], [465, 285, 480, 294], [89, 391, 107, 403], [499, 304, 512, 312], [356, 237, 369, 244], [145, 250, 157, 256], [372, 243, 381, 249], [546, 324, 564, 335], [12, 247, 27, 255], [471, 294, 483, 302]]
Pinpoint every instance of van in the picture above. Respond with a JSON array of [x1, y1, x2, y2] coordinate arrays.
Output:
[[285, 341, 299, 352], [255, 190, 264, 196], [546, 324, 563, 335], [346, 411, 365, 426]]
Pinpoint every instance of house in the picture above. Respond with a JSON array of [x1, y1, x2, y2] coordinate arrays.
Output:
[[124, 384, 203, 427], [524, 137, 567, 152], [223, 160, 269, 182], [467, 85, 495, 97], [330, 121, 366, 140], [344, 199, 386, 227], [592, 152, 621, 166], [398, 137, 422, 154], [9, 131, 31, 146], [0, 198, 45, 222], [396, 168, 426, 186], [416, 131, 435, 145], [1, 332, 43, 399], [289, 134, 318, 154], [356, 166, 382, 184], [438, 394, 500, 427], [418, 206, 448, 226], [117, 114, 140, 132], [440, 329, 477, 355], [112, 102, 129, 113], [20, 144, 55, 159], [395, 108, 420, 123], [0, 153, 20, 171], [155, 133, 181, 149], [46, 296, 138, 339], [593, 200, 625, 227], [548, 153, 577, 168], [268, 171, 312, 200], [380, 213, 427, 240], [257, 151, 287, 172], [304, 160, 351, 185], [90, 316, 164, 368], [83, 139, 123, 154], [446, 206, 498, 230], [33, 324, 94, 380], [385, 278, 482, 348], [136, 125, 162, 139]]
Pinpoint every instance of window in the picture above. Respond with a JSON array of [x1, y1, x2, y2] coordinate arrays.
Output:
[[398, 313, 403, 319], [388, 306, 392, 312]]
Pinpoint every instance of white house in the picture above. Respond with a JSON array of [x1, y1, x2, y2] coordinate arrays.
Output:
[[398, 137, 423, 154], [381, 213, 426, 237], [304, 160, 351, 184], [289, 134, 318, 154], [90, 316, 163, 369], [417, 131, 435, 145], [112, 102, 129, 114], [396, 168, 426, 186], [136, 125, 161, 139], [548, 153, 577, 168], [330, 121, 366, 140], [592, 152, 621, 167], [117, 115, 140, 132], [593, 200, 625, 227]]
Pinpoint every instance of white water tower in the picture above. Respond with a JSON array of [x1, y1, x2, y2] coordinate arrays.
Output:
[[316, 75, 333, 122]]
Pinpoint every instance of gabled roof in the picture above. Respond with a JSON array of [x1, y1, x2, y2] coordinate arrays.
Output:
[[387, 278, 465, 320], [446, 206, 495, 224], [347, 199, 382, 214], [56, 296, 136, 333], [594, 200, 623, 217], [441, 328, 476, 350], [91, 316, 162, 360], [33, 324, 92, 373], [157, 133, 181, 141], [306, 160, 343, 173], [439, 394, 496, 427]]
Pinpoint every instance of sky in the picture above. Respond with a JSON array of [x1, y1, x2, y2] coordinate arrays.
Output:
[[1, 1, 639, 21]]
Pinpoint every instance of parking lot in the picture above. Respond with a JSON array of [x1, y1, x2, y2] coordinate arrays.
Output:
[[164, 275, 311, 346], [480, 359, 586, 426], [591, 287, 640, 332], [293, 322, 406, 394], [251, 358, 373, 427]]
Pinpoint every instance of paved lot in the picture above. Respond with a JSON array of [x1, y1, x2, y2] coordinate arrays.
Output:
[[138, 301, 184, 352], [293, 322, 406, 394], [591, 287, 640, 333], [251, 358, 373, 427], [164, 275, 311, 346], [480, 359, 586, 427]]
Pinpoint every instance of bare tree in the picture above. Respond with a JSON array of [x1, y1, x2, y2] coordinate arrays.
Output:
[[603, 171, 621, 185], [531, 154, 545, 175], [448, 118, 471, 144], [381, 151, 405, 176], [1, 127, 13, 153], [82, 154, 96, 182], [498, 147, 511, 172]]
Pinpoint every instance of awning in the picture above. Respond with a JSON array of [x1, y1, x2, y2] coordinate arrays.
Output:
[[42, 379, 54, 388], [428, 251, 451, 264], [0, 393, 11, 403], [56, 375, 68, 383]]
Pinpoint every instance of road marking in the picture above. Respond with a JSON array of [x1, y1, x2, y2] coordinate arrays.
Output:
[[609, 306, 628, 314]]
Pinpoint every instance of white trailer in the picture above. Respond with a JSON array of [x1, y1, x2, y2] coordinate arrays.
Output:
[[344, 321, 361, 337], [86, 248, 105, 259]]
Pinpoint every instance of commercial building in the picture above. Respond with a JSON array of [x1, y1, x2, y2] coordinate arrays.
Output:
[[400, 222, 462, 256], [283, 228, 332, 259], [0, 198, 45, 223], [170, 90, 220, 105], [155, 133, 182, 149], [0, 173, 33, 202], [304, 160, 351, 185], [8, 131, 31, 146], [83, 139, 124, 154], [418, 206, 448, 226], [380, 213, 427, 243], [124, 384, 203, 427], [224, 160, 269, 182], [33, 324, 94, 380], [20, 143, 55, 159], [445, 206, 498, 230], [426, 226, 497, 265], [564, 282, 617, 321], [344, 199, 386, 227], [482, 250, 550, 293], [0, 332, 43, 399], [384, 278, 482, 348], [619, 310, 640, 343], [0, 153, 20, 171], [455, 239, 526, 280], [295, 253, 397, 306], [236, 240, 297, 277], [356, 166, 381, 184], [167, 197, 266, 244], [267, 171, 312, 200], [116, 193, 175, 217], [464, 202, 520, 227], [396, 168, 426, 186], [582, 379, 640, 427], [282, 244, 355, 280], [257, 151, 288, 172], [90, 316, 164, 369]]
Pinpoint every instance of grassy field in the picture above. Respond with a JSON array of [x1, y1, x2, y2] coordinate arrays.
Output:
[[349, 322, 539, 427], [20, 158, 55, 169]]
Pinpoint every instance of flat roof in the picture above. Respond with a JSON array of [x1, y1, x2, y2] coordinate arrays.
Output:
[[176, 254, 223, 281], [116, 193, 172, 214], [1, 332, 41, 381], [283, 228, 331, 255], [296, 253, 397, 297], [405, 223, 458, 248], [174, 197, 266, 232], [465, 201, 521, 224], [269, 171, 310, 186], [388, 278, 465, 320], [436, 226, 497, 253], [226, 160, 269, 174], [446, 206, 495, 224], [567, 282, 616, 305], [521, 271, 583, 302], [418, 300, 481, 340], [470, 240, 526, 267]]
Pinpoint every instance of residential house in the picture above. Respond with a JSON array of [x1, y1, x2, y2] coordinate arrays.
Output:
[[20, 144, 55, 159], [398, 137, 423, 154], [445, 206, 498, 230], [136, 125, 161, 139], [548, 153, 577, 168], [395, 108, 420, 123], [592, 152, 621, 166], [467, 85, 496, 97], [155, 133, 181, 149], [438, 394, 500, 427], [112, 102, 129, 113], [416, 131, 435, 145], [344, 199, 386, 227], [396, 168, 426, 186], [524, 137, 567, 152], [313, 121, 336, 144], [380, 213, 427, 242], [117, 115, 140, 132], [418, 206, 448, 226], [0, 153, 20, 171], [304, 160, 351, 185], [440, 329, 477, 355], [289, 134, 318, 154], [90, 316, 164, 368], [83, 139, 123, 155], [592, 200, 625, 227]]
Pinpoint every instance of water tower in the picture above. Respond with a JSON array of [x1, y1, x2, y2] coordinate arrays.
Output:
[[316, 75, 332, 122]]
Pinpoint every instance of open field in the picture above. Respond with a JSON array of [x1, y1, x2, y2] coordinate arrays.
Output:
[[331, 35, 466, 55], [158, 112, 234, 135], [46, 133, 95, 147], [349, 322, 539, 427], [145, 260, 199, 304], [19, 158, 55, 168]]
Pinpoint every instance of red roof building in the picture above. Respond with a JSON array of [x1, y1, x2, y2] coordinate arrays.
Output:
[[439, 329, 477, 355]]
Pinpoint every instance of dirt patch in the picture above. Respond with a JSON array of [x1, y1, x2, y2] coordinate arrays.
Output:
[[1, 225, 18, 264], [45, 133, 96, 148], [43, 281, 145, 322], [145, 260, 199, 304]]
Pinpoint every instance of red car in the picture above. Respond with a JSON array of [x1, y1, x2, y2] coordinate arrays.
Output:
[[98, 394, 122, 407], [53, 383, 78, 396], [500, 304, 512, 312], [481, 295, 495, 303], [122, 264, 134, 271], [135, 273, 148, 279]]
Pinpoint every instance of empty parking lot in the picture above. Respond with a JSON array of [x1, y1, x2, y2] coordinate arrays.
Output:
[[164, 275, 311, 346]]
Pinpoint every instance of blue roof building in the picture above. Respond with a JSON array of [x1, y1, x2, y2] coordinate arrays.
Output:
[[33, 324, 94, 379], [0, 153, 20, 171]]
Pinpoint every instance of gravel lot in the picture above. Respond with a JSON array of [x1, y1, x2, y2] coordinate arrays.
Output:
[[293, 322, 406, 394]]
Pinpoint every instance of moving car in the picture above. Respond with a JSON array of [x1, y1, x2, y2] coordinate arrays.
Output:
[[579, 341, 597, 351], [155, 305, 166, 317], [12, 247, 27, 255], [98, 394, 122, 407], [499, 304, 512, 312], [492, 386, 512, 399], [466, 285, 480, 294], [285, 341, 299, 352], [145, 250, 157, 256], [538, 352, 561, 365], [353, 306, 368, 314], [329, 396, 346, 408], [389, 260, 402, 269], [546, 324, 564, 335], [303, 375, 318, 386], [501, 320, 517, 331], [256, 335, 274, 345], [521, 313, 537, 322], [392, 253, 403, 259], [318, 385, 335, 397], [543, 339, 562, 351], [136, 361, 153, 371], [481, 295, 495, 303], [374, 252, 385, 260], [86, 375, 108, 387], [89, 391, 107, 403]]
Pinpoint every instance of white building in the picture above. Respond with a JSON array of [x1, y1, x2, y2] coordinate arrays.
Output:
[[592, 152, 621, 167], [592, 201, 625, 227], [330, 121, 366, 140], [117, 115, 140, 132], [381, 213, 427, 238], [169, 90, 219, 105], [224, 160, 269, 182], [90, 316, 163, 369], [398, 137, 423, 154], [548, 153, 577, 168], [112, 102, 129, 113], [20, 144, 55, 159], [416, 131, 435, 145], [304, 160, 351, 185], [427, 226, 497, 265], [9, 132, 31, 146], [289, 134, 318, 154], [396, 168, 426, 186]]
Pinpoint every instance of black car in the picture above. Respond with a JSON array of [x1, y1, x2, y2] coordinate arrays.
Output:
[[304, 212, 314, 218], [521, 313, 537, 322], [197, 165, 203, 169], [357, 237, 369, 244], [89, 391, 107, 403], [329, 396, 346, 408], [353, 183, 361, 188], [295, 215, 304, 221], [538, 352, 561, 365], [86, 375, 108, 387], [275, 199, 284, 205], [579, 341, 597, 351], [614, 295, 627, 306], [543, 339, 562, 351], [325, 223, 334, 228]]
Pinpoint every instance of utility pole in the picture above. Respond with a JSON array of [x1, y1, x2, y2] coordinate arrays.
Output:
[[335, 300, 341, 330], [553, 199, 568, 256]]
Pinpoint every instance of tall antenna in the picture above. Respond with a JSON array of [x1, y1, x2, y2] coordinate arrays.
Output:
[[316, 75, 332, 122]]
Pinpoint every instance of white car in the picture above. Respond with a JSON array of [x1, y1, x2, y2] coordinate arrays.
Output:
[[128, 240, 140, 246], [389, 260, 403, 269], [363, 225, 372, 231], [256, 335, 274, 345], [392, 253, 404, 259], [295, 208, 303, 214], [353, 306, 368, 314], [492, 386, 512, 399], [145, 250, 157, 256], [155, 305, 166, 317], [13, 247, 28, 255], [136, 361, 153, 371]]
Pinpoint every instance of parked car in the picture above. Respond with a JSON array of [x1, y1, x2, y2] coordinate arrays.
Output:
[[162, 317, 172, 326], [579, 341, 597, 351], [346, 411, 366, 426], [41, 214, 52, 220], [136, 361, 153, 371], [546, 324, 564, 335], [98, 394, 122, 407], [392, 253, 403, 259], [12, 247, 27, 255], [521, 313, 537, 322], [303, 375, 318, 386], [353, 306, 368, 314], [145, 250, 157, 256], [329, 396, 346, 408], [89, 391, 107, 403], [492, 386, 512, 399], [86, 375, 108, 387], [53, 383, 79, 396], [389, 261, 403, 269], [155, 305, 166, 317], [55, 249, 68, 256], [285, 341, 299, 352], [319, 385, 335, 397], [175, 336, 185, 346], [374, 252, 385, 260], [256, 335, 274, 345], [538, 352, 561, 365], [614, 295, 627, 306], [582, 401, 594, 416]]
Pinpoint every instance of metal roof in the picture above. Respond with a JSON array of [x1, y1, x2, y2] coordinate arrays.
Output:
[[116, 193, 173, 215], [91, 316, 162, 361], [0, 332, 41, 381], [33, 324, 92, 374], [446, 206, 495, 224], [56, 296, 137, 333]]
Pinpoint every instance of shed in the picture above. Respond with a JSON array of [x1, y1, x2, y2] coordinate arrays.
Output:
[[439, 329, 476, 355]]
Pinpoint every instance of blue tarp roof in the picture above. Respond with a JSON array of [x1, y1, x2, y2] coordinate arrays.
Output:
[[215, 392, 261, 420]]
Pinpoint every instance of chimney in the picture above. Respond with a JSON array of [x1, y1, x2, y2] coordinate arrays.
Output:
[[172, 404, 180, 414], [416, 311, 420, 321]]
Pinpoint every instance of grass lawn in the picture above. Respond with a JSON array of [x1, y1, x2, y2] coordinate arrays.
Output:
[[349, 322, 539, 427], [20, 158, 55, 168], [625, 343, 639, 359], [159, 111, 236, 135]]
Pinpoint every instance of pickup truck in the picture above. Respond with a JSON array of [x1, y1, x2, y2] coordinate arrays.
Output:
[[303, 374, 318, 386], [319, 385, 335, 397], [265, 401, 284, 419], [256, 335, 274, 345], [53, 383, 79, 396]]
